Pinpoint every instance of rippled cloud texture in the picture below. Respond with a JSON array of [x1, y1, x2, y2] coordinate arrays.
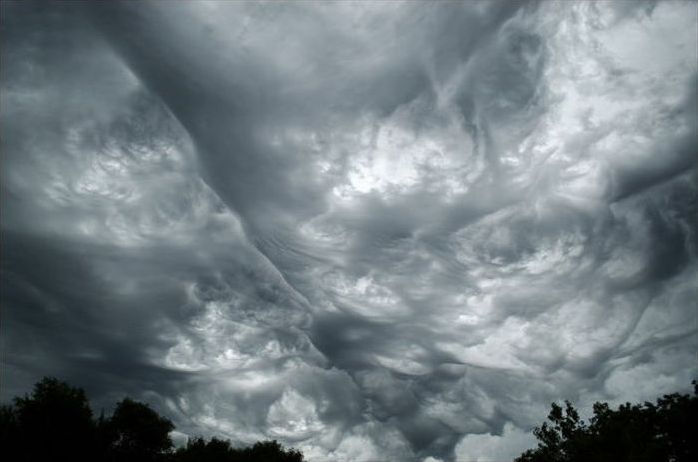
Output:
[[2, 1, 697, 460]]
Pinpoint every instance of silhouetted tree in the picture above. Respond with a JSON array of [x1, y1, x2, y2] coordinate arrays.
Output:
[[173, 437, 304, 462], [103, 398, 175, 462], [0, 377, 302, 462], [173, 436, 236, 462], [515, 381, 698, 462], [7, 377, 98, 461], [243, 439, 304, 462]]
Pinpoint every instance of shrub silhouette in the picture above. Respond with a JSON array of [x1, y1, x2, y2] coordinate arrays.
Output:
[[515, 381, 698, 462], [0, 377, 304, 462]]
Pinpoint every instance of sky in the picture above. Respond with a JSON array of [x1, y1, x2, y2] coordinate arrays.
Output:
[[1, 1, 697, 461]]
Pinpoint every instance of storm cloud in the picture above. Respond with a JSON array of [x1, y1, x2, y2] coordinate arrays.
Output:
[[2, 1, 697, 460]]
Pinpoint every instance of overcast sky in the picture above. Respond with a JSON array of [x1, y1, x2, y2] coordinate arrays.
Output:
[[1, 1, 697, 461]]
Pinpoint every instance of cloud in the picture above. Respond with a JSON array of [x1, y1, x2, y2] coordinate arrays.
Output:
[[2, 1, 697, 460], [454, 422, 537, 462]]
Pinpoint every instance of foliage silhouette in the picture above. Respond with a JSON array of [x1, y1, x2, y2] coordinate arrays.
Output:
[[173, 436, 237, 462], [173, 437, 304, 462], [102, 398, 175, 462], [4, 377, 97, 461], [11, 376, 696, 461], [515, 380, 698, 462], [0, 377, 304, 462]]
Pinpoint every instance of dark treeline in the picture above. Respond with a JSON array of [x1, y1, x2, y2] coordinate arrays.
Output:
[[515, 380, 698, 462], [0, 377, 303, 462], [2, 377, 697, 461]]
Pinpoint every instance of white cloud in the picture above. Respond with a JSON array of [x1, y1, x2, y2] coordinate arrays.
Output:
[[455, 423, 537, 462]]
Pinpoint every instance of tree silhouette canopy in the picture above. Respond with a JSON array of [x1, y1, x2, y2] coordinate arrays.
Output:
[[173, 437, 303, 462], [102, 398, 175, 462], [0, 377, 304, 462], [4, 377, 97, 461], [515, 381, 698, 462], [2, 376, 696, 461]]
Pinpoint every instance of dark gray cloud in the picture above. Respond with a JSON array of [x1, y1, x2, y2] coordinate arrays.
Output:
[[2, 1, 697, 460]]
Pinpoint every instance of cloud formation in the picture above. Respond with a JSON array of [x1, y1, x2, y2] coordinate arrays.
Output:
[[2, 1, 697, 460]]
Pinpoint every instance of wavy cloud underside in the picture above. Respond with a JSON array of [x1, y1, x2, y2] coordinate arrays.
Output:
[[2, 1, 697, 461]]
